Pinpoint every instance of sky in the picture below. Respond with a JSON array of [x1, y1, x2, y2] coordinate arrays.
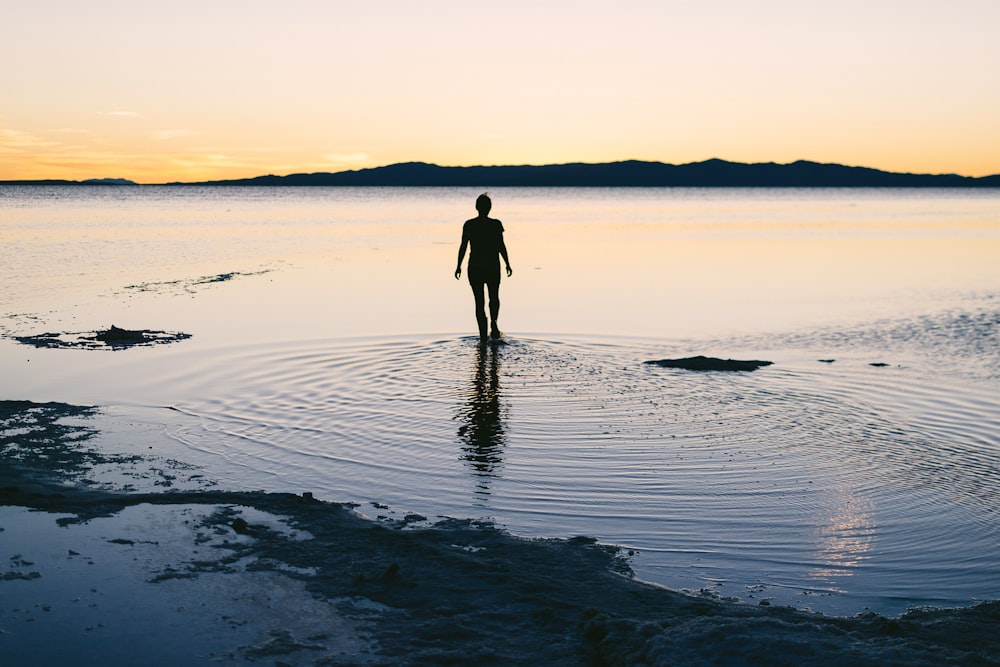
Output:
[[2, 0, 999, 183]]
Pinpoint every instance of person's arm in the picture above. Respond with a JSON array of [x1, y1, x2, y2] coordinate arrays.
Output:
[[499, 234, 512, 277], [455, 232, 469, 279]]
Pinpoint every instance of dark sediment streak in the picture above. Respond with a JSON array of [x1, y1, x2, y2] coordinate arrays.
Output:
[[121, 268, 273, 295], [2, 400, 997, 665]]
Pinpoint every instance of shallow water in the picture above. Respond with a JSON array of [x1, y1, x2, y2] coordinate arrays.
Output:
[[2, 186, 998, 616]]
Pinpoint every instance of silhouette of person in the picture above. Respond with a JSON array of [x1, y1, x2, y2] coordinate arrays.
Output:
[[455, 193, 512, 343]]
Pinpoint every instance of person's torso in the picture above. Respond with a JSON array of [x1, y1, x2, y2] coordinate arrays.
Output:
[[465, 217, 504, 268]]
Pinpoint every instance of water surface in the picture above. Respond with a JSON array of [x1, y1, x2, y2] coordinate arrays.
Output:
[[2, 186, 998, 615]]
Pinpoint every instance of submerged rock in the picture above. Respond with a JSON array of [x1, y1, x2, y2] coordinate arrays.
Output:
[[644, 356, 773, 372], [94, 325, 148, 343]]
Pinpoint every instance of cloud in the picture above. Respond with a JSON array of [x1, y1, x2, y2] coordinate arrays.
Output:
[[324, 152, 370, 166], [155, 129, 197, 140], [0, 127, 59, 153]]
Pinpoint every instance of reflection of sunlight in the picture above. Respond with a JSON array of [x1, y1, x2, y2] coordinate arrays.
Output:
[[455, 344, 507, 500], [810, 486, 876, 584]]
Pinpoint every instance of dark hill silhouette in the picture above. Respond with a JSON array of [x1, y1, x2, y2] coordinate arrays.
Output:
[[3, 161, 999, 187], [0, 178, 138, 186], [164, 159, 1000, 187]]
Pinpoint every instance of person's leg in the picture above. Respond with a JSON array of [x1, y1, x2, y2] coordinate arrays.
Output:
[[487, 279, 501, 338], [468, 276, 488, 342]]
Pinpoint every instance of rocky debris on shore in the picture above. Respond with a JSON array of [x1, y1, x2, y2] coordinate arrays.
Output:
[[644, 356, 774, 372]]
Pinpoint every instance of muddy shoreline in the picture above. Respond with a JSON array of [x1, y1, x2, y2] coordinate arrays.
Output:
[[2, 400, 998, 665]]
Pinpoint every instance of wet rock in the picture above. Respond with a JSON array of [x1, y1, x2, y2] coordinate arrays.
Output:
[[230, 518, 251, 534], [94, 325, 147, 343]]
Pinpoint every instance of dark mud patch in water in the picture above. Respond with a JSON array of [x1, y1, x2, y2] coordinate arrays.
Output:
[[13, 325, 191, 350], [1, 400, 997, 665], [0, 401, 100, 478], [0, 400, 202, 491], [644, 355, 774, 372]]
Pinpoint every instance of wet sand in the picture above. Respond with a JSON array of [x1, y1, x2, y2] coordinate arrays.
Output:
[[2, 400, 997, 666]]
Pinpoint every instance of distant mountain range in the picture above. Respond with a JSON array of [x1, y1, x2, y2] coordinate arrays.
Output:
[[4, 160, 1000, 187], [0, 177, 141, 186]]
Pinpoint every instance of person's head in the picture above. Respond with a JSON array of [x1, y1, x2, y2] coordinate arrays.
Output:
[[475, 193, 491, 215]]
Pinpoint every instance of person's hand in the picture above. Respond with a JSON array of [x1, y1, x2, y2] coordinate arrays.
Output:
[[506, 265, 513, 277], [454, 268, 461, 280]]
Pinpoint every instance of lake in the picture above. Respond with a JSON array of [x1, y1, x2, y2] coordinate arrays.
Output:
[[1, 185, 998, 616]]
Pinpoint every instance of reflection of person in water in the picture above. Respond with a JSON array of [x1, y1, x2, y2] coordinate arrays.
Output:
[[455, 193, 512, 343], [456, 344, 506, 495]]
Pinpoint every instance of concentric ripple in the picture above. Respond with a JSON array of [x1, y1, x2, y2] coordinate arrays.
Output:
[[135, 333, 1000, 616]]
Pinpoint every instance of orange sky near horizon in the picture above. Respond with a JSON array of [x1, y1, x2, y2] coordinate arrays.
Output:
[[2, 1, 999, 183]]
